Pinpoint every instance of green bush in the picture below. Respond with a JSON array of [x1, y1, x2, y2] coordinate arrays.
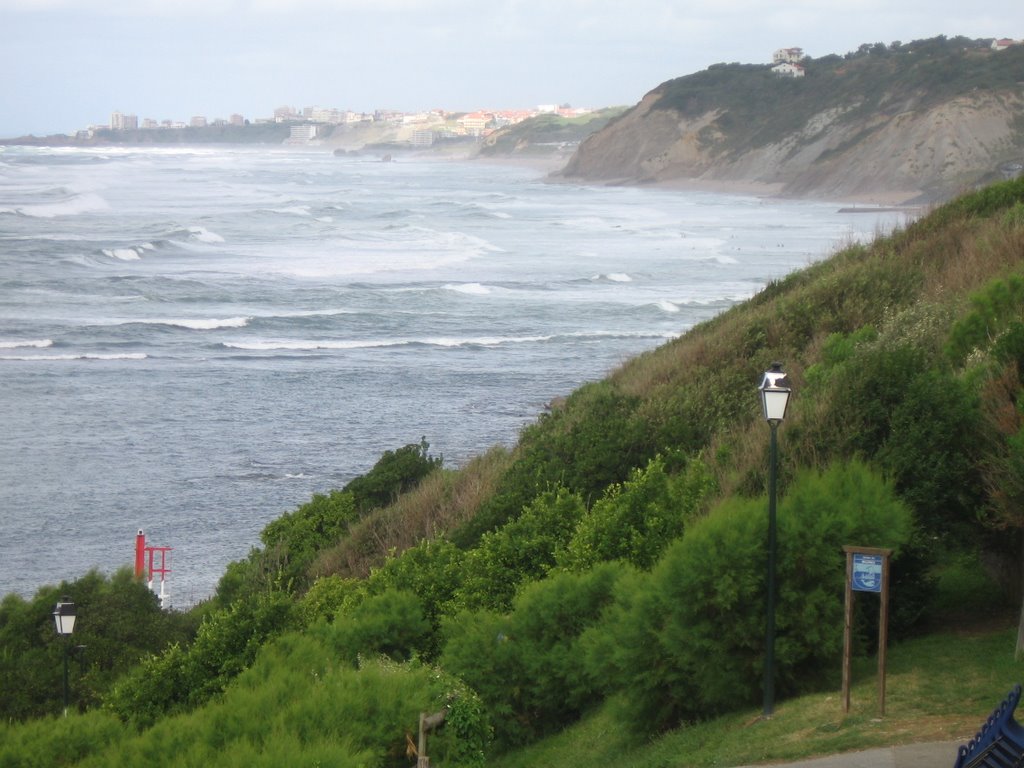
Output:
[[442, 564, 624, 751], [297, 573, 369, 626], [257, 489, 360, 588], [583, 461, 914, 733], [876, 368, 982, 537], [947, 273, 1024, 364], [0, 710, 128, 768], [327, 589, 432, 666], [454, 487, 585, 611], [105, 589, 295, 727], [344, 438, 443, 514], [86, 632, 491, 767], [452, 384, 651, 547], [560, 453, 714, 572], [0, 569, 195, 721], [366, 538, 466, 657]]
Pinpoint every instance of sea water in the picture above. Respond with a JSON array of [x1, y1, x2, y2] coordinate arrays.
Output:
[[0, 145, 909, 606]]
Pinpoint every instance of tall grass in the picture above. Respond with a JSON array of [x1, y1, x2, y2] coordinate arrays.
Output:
[[312, 446, 513, 579]]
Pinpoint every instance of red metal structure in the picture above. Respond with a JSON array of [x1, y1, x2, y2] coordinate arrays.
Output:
[[133, 529, 172, 607]]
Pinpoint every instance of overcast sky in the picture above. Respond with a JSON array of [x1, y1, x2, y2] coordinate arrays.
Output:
[[1, 0, 1020, 137]]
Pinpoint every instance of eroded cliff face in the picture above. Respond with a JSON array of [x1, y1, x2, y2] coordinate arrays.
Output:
[[559, 90, 1024, 203]]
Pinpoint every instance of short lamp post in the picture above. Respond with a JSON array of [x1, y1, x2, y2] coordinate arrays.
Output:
[[52, 597, 77, 717], [759, 363, 791, 718]]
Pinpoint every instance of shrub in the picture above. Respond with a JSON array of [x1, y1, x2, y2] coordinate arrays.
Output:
[[947, 273, 1024, 364], [297, 574, 369, 627], [327, 589, 432, 666], [0, 710, 127, 767], [454, 487, 586, 611], [257, 489, 360, 588], [876, 368, 983, 537], [584, 461, 915, 733], [560, 453, 714, 572], [366, 538, 466, 657], [0, 569, 196, 721], [105, 589, 295, 727], [344, 438, 443, 514], [442, 563, 624, 750], [94, 633, 491, 767]]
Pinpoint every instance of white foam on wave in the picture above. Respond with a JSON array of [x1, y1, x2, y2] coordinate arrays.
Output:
[[443, 283, 491, 295], [591, 272, 633, 283], [423, 335, 552, 347], [143, 317, 251, 330], [269, 308, 352, 319], [188, 227, 225, 244], [14, 192, 110, 219], [272, 206, 312, 217], [656, 300, 681, 313], [0, 352, 147, 362], [224, 339, 380, 351], [0, 338, 54, 349], [563, 329, 682, 341], [103, 247, 142, 261], [223, 334, 555, 352]]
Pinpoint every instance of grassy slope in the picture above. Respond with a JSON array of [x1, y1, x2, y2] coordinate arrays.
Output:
[[493, 622, 1021, 768]]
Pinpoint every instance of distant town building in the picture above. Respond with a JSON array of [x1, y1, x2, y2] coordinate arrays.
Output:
[[310, 107, 345, 124], [110, 111, 138, 130], [190, 116, 208, 128], [289, 124, 319, 141], [458, 112, 491, 136], [411, 129, 435, 147], [772, 62, 806, 78], [991, 38, 1021, 51], [773, 47, 805, 64], [229, 113, 245, 126], [274, 106, 298, 122]]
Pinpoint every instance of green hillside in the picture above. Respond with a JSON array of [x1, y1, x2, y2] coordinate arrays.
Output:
[[650, 36, 1024, 153], [477, 108, 626, 157], [3, 178, 1024, 765]]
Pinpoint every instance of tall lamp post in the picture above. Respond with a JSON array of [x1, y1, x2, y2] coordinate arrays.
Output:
[[759, 363, 791, 718], [52, 597, 77, 717]]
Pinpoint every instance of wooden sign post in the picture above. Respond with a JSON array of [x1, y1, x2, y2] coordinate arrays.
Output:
[[842, 546, 892, 715]]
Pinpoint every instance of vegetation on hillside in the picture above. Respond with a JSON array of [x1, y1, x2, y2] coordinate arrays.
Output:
[[650, 36, 1024, 155], [2, 177, 1024, 765], [478, 108, 627, 157]]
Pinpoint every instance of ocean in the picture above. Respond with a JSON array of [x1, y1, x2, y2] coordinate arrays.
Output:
[[0, 145, 909, 606]]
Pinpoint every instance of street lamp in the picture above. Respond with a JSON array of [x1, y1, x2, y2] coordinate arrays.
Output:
[[759, 362, 791, 718], [52, 597, 77, 716]]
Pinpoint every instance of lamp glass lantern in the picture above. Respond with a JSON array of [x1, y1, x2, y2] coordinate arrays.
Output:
[[759, 363, 792, 424], [53, 598, 77, 636]]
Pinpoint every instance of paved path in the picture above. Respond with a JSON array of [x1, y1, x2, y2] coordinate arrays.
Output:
[[733, 740, 962, 767]]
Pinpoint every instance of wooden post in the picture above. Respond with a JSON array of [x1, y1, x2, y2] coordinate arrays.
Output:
[[878, 553, 891, 715], [841, 546, 892, 716], [842, 550, 854, 713], [417, 709, 447, 768]]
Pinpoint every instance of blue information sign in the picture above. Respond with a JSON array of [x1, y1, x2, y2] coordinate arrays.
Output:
[[851, 553, 883, 592]]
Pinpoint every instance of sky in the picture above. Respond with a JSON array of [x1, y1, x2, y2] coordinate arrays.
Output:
[[1, 0, 1020, 138]]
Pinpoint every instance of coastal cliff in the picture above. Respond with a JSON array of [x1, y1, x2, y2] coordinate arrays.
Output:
[[557, 37, 1024, 203]]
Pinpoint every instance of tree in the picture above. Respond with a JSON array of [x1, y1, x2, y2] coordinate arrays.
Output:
[[0, 569, 195, 720]]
